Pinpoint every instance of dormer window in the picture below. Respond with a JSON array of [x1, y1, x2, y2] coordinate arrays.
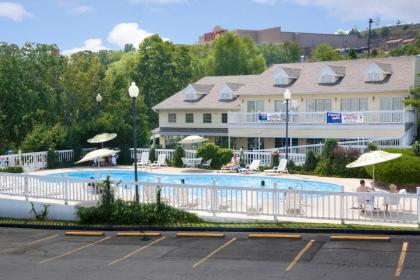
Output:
[[183, 83, 214, 101], [184, 84, 199, 101], [219, 84, 234, 100], [319, 66, 345, 85], [274, 67, 300, 86], [364, 62, 392, 82]]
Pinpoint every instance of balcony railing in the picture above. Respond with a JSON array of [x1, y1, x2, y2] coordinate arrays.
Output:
[[228, 110, 415, 125]]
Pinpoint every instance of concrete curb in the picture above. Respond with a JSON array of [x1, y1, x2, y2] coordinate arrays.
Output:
[[1, 223, 419, 235]]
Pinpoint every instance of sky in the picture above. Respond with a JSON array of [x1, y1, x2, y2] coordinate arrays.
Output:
[[1, 0, 420, 54]]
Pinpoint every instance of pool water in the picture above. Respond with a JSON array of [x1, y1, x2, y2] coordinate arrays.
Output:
[[51, 170, 342, 191]]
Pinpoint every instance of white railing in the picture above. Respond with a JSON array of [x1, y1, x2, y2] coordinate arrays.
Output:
[[1, 172, 419, 225], [130, 148, 197, 162], [228, 110, 416, 125]]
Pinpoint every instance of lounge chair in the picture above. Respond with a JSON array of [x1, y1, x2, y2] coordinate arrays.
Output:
[[221, 157, 239, 172], [357, 193, 375, 212], [134, 152, 150, 167], [201, 159, 212, 169], [265, 159, 288, 175], [284, 190, 304, 215], [148, 154, 167, 168], [239, 160, 260, 173]]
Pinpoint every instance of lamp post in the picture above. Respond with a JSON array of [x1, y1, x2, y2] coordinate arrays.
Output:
[[284, 89, 291, 162], [129, 82, 139, 203], [96, 93, 102, 111]]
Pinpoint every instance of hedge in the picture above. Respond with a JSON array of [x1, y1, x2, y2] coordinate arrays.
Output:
[[365, 148, 420, 184], [196, 143, 233, 169]]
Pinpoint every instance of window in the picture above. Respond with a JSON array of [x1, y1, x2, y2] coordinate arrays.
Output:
[[274, 138, 298, 148], [380, 96, 404, 111], [247, 100, 264, 112], [221, 113, 228, 123], [340, 98, 368, 112], [367, 72, 382, 82], [215, 136, 228, 148], [274, 100, 298, 112], [203, 113, 212, 123], [185, 113, 193, 123], [168, 113, 176, 123], [320, 74, 336, 84], [306, 99, 332, 112]]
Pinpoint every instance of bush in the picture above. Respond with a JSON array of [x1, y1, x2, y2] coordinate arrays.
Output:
[[367, 142, 378, 152], [196, 143, 233, 169], [173, 146, 185, 167], [77, 200, 203, 225], [365, 148, 420, 185], [47, 147, 57, 169], [0, 166, 24, 173], [149, 147, 156, 162], [411, 141, 420, 156], [303, 150, 318, 172], [118, 144, 132, 165]]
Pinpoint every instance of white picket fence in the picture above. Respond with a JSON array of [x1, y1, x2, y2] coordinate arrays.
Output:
[[0, 172, 419, 225], [130, 148, 197, 163]]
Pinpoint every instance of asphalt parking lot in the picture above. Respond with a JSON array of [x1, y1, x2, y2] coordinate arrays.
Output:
[[0, 227, 419, 280]]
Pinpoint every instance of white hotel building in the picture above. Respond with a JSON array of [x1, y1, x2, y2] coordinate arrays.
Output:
[[153, 56, 419, 150]]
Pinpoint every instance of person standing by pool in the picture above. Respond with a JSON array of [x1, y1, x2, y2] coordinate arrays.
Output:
[[357, 180, 375, 213]]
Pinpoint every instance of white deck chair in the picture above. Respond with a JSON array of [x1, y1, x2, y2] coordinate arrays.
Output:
[[148, 154, 167, 168], [175, 186, 197, 208], [284, 191, 304, 215], [357, 193, 375, 212], [265, 159, 288, 175], [239, 160, 261, 173], [134, 152, 150, 167]]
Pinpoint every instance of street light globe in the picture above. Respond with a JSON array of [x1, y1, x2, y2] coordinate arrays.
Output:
[[284, 89, 291, 100], [96, 93, 102, 103], [129, 82, 139, 98]]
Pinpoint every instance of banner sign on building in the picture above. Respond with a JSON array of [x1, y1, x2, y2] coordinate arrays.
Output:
[[326, 112, 364, 124], [258, 113, 285, 122], [326, 112, 342, 123], [342, 112, 364, 123]]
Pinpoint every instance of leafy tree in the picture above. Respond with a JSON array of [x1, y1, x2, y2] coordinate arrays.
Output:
[[208, 32, 266, 76], [405, 73, 420, 108], [259, 42, 301, 65], [124, 43, 135, 53], [380, 26, 390, 38], [311, 44, 342, 61], [348, 27, 360, 37]]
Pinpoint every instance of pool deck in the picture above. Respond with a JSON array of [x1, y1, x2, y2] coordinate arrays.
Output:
[[31, 165, 373, 193]]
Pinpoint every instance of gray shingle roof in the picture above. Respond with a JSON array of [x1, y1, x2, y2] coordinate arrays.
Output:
[[192, 84, 214, 94], [281, 67, 301, 79], [153, 75, 258, 110], [154, 56, 415, 110], [237, 56, 414, 96]]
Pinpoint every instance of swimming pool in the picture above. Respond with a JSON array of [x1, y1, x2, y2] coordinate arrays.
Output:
[[51, 170, 342, 191]]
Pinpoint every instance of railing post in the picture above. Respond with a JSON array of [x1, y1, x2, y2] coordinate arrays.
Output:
[[417, 187, 420, 228], [273, 183, 278, 221], [64, 174, 69, 205], [340, 186, 345, 225], [24, 172, 28, 201], [211, 179, 218, 216]]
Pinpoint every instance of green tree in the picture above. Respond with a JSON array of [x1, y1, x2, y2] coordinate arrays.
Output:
[[311, 44, 342, 61], [348, 48, 357, 59], [405, 73, 420, 108], [208, 33, 266, 76]]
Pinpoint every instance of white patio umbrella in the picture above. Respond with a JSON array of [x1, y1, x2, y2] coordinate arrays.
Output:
[[75, 148, 120, 165], [178, 135, 208, 145], [87, 133, 117, 148], [346, 150, 402, 182]]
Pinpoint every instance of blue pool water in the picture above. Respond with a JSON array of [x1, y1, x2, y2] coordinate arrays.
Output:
[[51, 170, 342, 191]]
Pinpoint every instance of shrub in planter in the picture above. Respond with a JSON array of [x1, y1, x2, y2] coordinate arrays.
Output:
[[303, 150, 317, 172], [411, 141, 420, 156], [271, 151, 279, 168], [366, 142, 378, 152], [365, 148, 420, 185], [173, 146, 185, 167]]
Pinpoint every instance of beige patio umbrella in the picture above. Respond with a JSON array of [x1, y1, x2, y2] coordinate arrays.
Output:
[[178, 135, 208, 145], [87, 133, 117, 148], [75, 148, 120, 165], [346, 150, 402, 182]]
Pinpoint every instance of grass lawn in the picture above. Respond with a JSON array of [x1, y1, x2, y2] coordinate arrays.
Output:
[[0, 217, 418, 232]]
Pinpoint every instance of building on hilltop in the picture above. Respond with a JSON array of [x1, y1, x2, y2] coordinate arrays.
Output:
[[153, 56, 419, 150], [199, 25, 368, 55]]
